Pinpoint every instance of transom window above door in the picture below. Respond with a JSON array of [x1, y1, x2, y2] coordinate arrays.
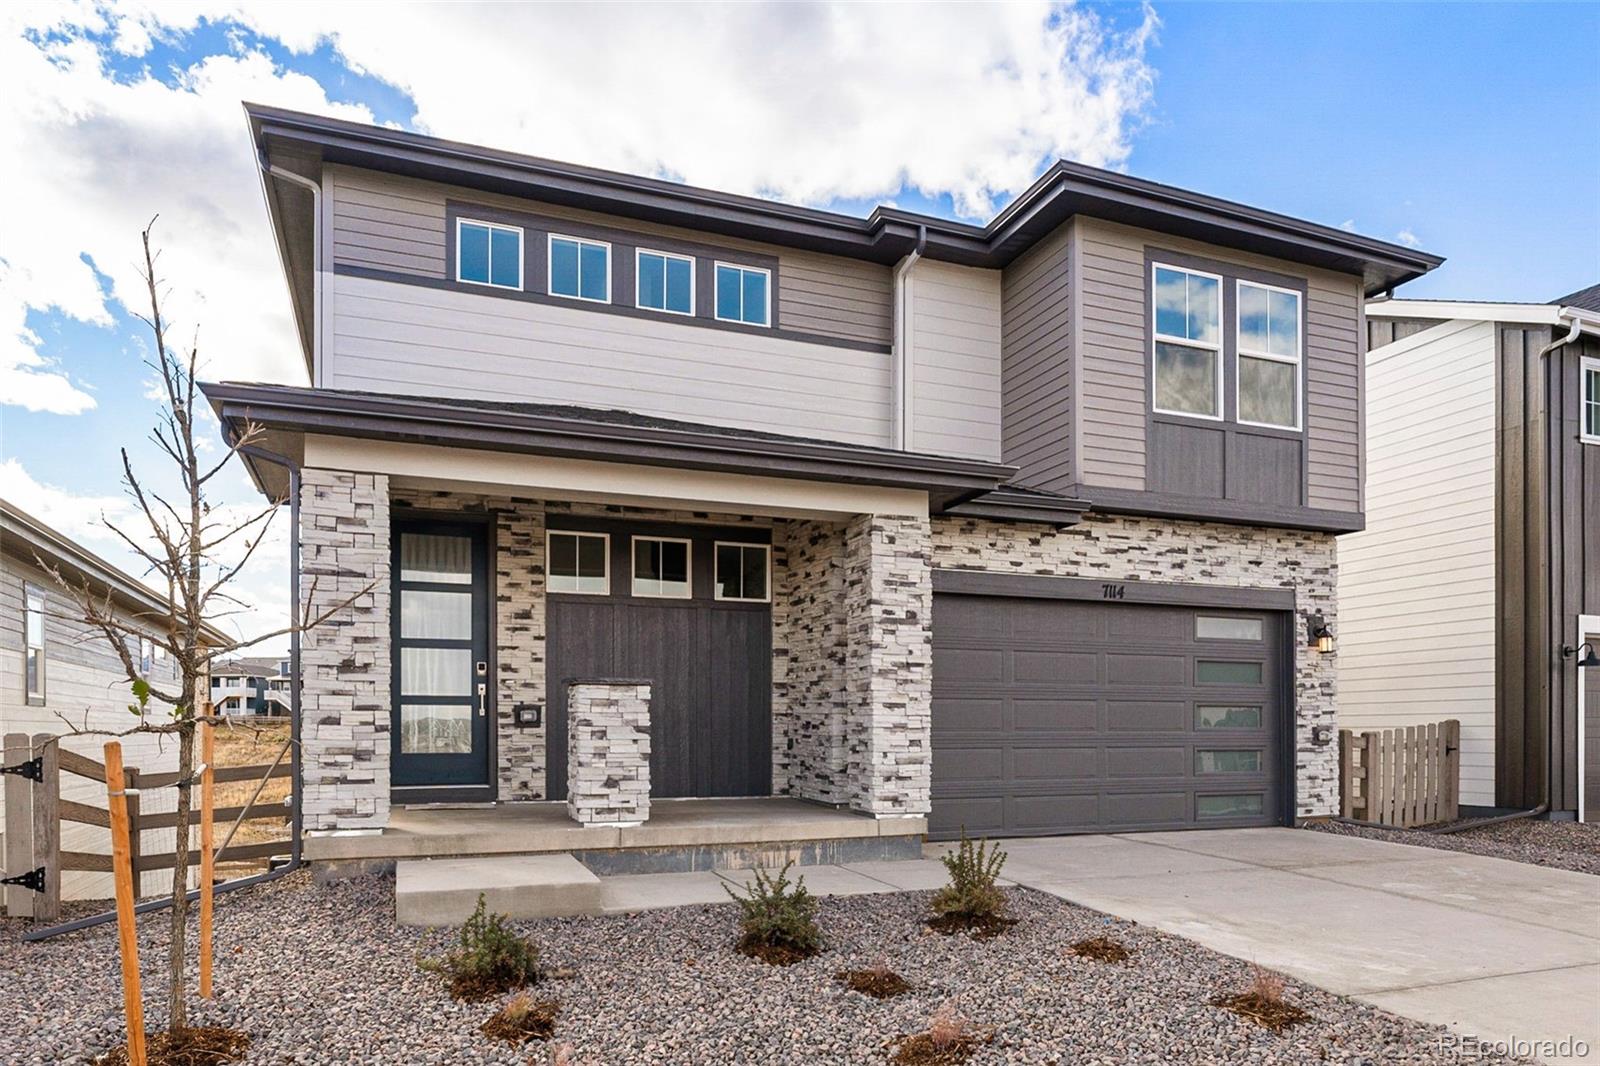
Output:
[[632, 537, 691, 598], [715, 542, 770, 602], [1152, 263, 1223, 418], [549, 235, 611, 302], [636, 249, 694, 315], [548, 531, 609, 594]]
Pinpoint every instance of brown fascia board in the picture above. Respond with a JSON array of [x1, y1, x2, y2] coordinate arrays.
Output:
[[0, 500, 232, 646], [244, 103, 1442, 294], [943, 487, 1091, 527], [201, 382, 1015, 511]]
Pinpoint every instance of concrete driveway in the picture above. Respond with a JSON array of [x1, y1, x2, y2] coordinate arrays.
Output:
[[977, 828, 1599, 1064]]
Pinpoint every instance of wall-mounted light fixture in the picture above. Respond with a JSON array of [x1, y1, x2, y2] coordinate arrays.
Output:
[[1305, 611, 1334, 654], [1562, 642, 1600, 668]]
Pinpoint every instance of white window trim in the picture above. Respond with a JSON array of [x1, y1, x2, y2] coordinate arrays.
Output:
[[548, 234, 612, 304], [1150, 261, 1224, 421], [713, 541, 772, 603], [546, 530, 610, 595], [454, 218, 524, 291], [23, 583, 45, 700], [1235, 279, 1303, 431], [631, 536, 693, 599], [1582, 356, 1600, 446], [635, 248, 696, 317], [712, 261, 773, 327]]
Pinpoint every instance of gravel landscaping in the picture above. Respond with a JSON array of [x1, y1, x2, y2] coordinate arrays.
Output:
[[1308, 816, 1600, 876], [0, 870, 1526, 1065]]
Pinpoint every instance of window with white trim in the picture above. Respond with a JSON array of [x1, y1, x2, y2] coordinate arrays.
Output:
[[1151, 263, 1222, 418], [714, 542, 770, 602], [547, 531, 609, 594], [714, 262, 770, 326], [23, 584, 45, 701], [549, 235, 610, 302], [632, 537, 691, 598], [456, 219, 522, 289], [1583, 356, 1600, 444], [1237, 281, 1302, 429], [139, 636, 155, 676], [636, 249, 694, 315]]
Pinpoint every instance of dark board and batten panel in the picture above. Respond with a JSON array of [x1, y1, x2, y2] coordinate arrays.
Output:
[[1367, 316, 1448, 351], [1496, 326, 1600, 812], [999, 220, 1075, 492]]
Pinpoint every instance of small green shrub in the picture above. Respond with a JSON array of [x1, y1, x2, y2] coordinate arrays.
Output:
[[724, 861, 823, 964], [931, 831, 1008, 922], [421, 893, 543, 1000]]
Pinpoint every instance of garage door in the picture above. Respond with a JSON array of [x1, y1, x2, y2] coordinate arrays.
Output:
[[931, 593, 1287, 839]]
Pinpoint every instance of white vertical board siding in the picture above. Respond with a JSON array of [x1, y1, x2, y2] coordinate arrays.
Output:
[[0, 553, 181, 899], [1337, 320, 1497, 804], [909, 260, 1002, 460], [328, 273, 894, 448]]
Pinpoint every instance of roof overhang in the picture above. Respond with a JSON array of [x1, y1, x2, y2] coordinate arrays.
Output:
[[202, 382, 1016, 514], [1366, 297, 1600, 334], [0, 500, 231, 646], [246, 103, 1441, 297], [943, 487, 1090, 527]]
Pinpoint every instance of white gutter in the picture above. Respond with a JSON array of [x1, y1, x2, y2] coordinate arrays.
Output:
[[892, 225, 927, 451], [257, 153, 324, 387]]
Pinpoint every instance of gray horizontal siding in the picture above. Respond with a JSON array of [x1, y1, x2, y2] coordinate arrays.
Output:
[[327, 272, 893, 447], [910, 261, 1002, 461], [327, 166, 891, 348], [1000, 221, 1074, 491]]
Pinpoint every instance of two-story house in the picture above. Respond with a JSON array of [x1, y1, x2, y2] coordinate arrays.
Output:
[[205, 105, 1439, 868], [210, 656, 293, 716]]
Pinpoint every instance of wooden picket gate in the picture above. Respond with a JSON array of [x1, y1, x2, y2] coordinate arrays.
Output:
[[1339, 720, 1460, 827]]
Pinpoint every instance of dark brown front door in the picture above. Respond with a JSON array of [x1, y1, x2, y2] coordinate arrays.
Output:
[[546, 521, 772, 801]]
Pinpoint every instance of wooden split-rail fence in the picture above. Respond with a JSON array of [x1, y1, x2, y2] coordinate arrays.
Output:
[[1, 730, 290, 922], [1338, 720, 1460, 828]]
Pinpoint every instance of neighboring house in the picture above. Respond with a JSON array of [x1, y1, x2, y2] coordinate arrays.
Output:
[[210, 656, 292, 716], [1341, 289, 1600, 820], [204, 104, 1438, 849], [0, 499, 226, 899]]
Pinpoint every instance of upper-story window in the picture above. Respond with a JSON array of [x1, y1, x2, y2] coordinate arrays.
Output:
[[1236, 281, 1302, 430], [1151, 264, 1222, 419], [23, 584, 45, 702], [456, 219, 522, 289], [549, 235, 611, 303], [636, 249, 694, 316], [714, 262, 770, 327], [1583, 356, 1600, 445]]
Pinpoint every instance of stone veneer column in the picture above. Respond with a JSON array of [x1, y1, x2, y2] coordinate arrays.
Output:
[[843, 513, 934, 817], [778, 519, 851, 804], [565, 681, 652, 825], [299, 469, 391, 831]]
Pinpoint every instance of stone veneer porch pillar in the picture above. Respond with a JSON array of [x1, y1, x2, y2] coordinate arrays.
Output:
[[566, 680, 652, 826], [298, 468, 392, 831]]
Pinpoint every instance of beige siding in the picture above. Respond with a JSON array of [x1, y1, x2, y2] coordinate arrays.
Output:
[[326, 166, 892, 347], [1000, 220, 1074, 490], [0, 553, 180, 900], [1071, 217, 1365, 507], [1338, 320, 1497, 805], [908, 260, 1002, 461], [328, 272, 893, 447]]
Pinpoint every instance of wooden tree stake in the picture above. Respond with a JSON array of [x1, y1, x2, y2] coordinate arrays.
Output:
[[104, 741, 146, 1066], [199, 715, 216, 998]]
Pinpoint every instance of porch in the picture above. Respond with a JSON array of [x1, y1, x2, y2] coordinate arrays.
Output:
[[303, 797, 926, 875]]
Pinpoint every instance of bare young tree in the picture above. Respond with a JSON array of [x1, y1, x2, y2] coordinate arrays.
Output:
[[38, 220, 365, 1034]]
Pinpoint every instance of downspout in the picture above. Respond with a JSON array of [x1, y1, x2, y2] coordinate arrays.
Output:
[[891, 225, 927, 451], [24, 444, 305, 941], [257, 151, 323, 388]]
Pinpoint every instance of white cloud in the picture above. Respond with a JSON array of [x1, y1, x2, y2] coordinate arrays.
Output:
[[1339, 219, 1357, 233], [1397, 228, 1422, 248]]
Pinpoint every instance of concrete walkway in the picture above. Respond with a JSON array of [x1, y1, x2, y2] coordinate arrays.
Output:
[[596, 828, 1598, 1063]]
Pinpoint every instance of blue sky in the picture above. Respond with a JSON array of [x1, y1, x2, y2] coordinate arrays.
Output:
[[2, 2, 1596, 650]]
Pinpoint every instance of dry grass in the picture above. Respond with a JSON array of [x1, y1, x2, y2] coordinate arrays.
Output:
[[1212, 963, 1312, 1033], [481, 992, 559, 1045], [892, 1002, 992, 1065], [209, 719, 291, 875]]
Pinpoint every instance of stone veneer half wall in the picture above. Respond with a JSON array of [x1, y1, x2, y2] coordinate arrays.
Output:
[[930, 512, 1339, 818]]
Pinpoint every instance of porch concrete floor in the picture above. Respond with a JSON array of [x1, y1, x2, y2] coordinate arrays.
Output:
[[303, 797, 925, 863]]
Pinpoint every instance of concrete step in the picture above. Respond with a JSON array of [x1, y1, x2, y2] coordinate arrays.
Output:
[[395, 854, 602, 926]]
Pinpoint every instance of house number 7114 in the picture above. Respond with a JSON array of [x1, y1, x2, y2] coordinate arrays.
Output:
[[1101, 583, 1126, 599]]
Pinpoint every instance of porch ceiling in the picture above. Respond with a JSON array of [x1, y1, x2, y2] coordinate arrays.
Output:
[[202, 382, 1013, 515]]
